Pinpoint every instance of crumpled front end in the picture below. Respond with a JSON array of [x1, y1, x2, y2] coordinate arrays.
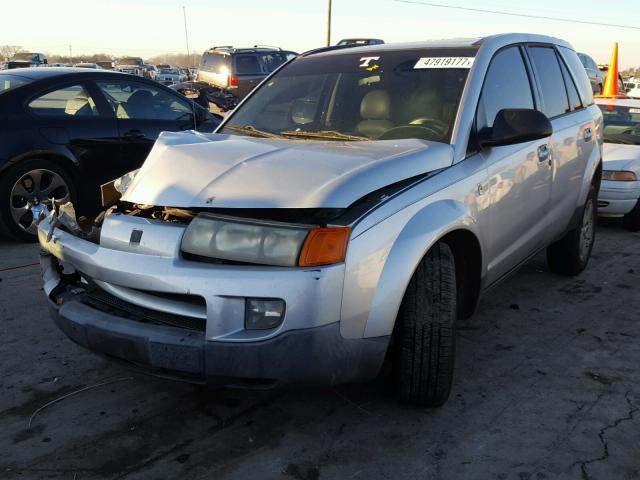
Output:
[[37, 206, 389, 386]]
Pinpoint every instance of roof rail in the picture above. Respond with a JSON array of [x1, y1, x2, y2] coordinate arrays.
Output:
[[301, 43, 367, 57], [253, 45, 282, 50]]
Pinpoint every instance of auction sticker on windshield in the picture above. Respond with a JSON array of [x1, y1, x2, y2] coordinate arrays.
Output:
[[414, 57, 475, 69]]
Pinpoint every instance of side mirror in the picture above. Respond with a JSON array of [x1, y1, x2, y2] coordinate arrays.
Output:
[[480, 108, 552, 148]]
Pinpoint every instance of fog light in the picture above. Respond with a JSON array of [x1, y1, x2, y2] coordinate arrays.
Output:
[[245, 299, 285, 330]]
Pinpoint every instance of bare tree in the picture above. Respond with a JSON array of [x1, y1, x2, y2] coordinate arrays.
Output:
[[0, 45, 24, 61]]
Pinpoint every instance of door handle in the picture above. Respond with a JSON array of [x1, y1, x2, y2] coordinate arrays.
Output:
[[123, 129, 145, 140], [584, 127, 593, 142], [537, 144, 551, 163]]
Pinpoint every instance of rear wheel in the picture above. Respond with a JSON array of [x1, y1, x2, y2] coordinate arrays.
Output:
[[0, 159, 75, 242], [546, 186, 597, 276], [394, 242, 457, 407], [623, 198, 640, 232]]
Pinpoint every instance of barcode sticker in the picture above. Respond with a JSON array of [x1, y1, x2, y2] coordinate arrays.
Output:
[[414, 57, 475, 69]]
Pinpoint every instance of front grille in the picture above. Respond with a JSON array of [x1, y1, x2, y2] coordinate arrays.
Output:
[[82, 288, 206, 332]]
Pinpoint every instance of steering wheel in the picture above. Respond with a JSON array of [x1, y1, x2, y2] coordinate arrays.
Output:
[[378, 125, 443, 141], [407, 117, 450, 137]]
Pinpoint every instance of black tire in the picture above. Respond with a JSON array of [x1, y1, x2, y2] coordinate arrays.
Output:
[[0, 158, 76, 242], [546, 185, 597, 276], [394, 242, 457, 407], [623, 199, 640, 232]]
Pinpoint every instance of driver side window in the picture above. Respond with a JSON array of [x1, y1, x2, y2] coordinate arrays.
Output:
[[476, 46, 535, 133], [96, 81, 192, 121]]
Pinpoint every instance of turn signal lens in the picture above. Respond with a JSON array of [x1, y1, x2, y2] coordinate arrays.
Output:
[[602, 170, 637, 181], [299, 227, 350, 267], [229, 74, 238, 88]]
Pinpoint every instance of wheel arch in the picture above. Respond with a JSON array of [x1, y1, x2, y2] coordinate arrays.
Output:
[[342, 198, 484, 340], [0, 150, 80, 184], [439, 228, 482, 320]]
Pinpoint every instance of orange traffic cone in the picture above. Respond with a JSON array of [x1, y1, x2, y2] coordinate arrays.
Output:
[[596, 42, 628, 99]]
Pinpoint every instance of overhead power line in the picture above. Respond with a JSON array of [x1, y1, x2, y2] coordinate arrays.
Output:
[[393, 0, 640, 30]]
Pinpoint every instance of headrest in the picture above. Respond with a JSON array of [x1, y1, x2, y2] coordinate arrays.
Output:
[[360, 90, 390, 120]]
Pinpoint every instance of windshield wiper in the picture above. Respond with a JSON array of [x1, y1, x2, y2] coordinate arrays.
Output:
[[279, 130, 370, 141], [224, 125, 282, 139]]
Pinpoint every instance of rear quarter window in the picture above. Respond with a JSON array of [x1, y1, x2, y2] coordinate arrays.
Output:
[[558, 47, 595, 106]]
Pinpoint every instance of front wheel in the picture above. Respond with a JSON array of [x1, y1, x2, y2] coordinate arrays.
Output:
[[0, 159, 75, 242], [393, 242, 457, 407], [623, 198, 640, 232], [546, 186, 597, 276]]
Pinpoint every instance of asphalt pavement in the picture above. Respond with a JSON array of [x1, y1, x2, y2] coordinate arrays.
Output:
[[1, 221, 639, 480]]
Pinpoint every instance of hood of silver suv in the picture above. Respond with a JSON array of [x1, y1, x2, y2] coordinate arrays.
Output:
[[122, 131, 454, 208]]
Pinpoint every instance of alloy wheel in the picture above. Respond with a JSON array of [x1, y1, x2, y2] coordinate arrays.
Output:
[[9, 169, 70, 234], [579, 199, 595, 263]]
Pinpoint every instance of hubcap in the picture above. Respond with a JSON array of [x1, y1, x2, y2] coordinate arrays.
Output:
[[9, 169, 70, 235], [579, 199, 595, 263]]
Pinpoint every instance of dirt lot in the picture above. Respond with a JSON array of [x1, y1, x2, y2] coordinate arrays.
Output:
[[1, 221, 639, 480]]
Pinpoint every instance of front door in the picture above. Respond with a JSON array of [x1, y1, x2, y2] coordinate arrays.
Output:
[[94, 79, 197, 172], [476, 45, 553, 285]]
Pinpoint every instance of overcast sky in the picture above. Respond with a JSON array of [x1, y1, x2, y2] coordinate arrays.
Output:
[[4, 0, 640, 68]]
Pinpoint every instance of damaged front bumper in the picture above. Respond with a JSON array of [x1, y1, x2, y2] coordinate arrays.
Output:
[[37, 211, 388, 386]]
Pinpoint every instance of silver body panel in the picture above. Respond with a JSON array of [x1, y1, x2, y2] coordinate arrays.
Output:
[[593, 99, 640, 216], [122, 132, 453, 209], [39, 33, 603, 383]]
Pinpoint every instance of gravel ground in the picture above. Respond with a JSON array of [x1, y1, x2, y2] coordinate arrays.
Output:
[[1, 221, 639, 480]]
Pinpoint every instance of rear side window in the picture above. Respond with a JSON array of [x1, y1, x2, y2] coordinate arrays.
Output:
[[29, 84, 98, 117], [558, 47, 594, 106], [528, 47, 570, 118], [476, 46, 534, 131], [235, 55, 262, 74]]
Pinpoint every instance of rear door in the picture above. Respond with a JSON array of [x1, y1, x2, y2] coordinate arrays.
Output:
[[233, 54, 266, 98], [526, 45, 594, 240], [94, 79, 198, 171], [477, 45, 553, 284]]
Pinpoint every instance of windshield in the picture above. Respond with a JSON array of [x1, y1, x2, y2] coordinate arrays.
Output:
[[11, 52, 38, 61], [0, 74, 32, 94], [598, 104, 640, 145], [160, 68, 179, 74], [221, 48, 476, 142]]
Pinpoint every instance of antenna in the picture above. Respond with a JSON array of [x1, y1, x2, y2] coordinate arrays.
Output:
[[183, 5, 198, 127]]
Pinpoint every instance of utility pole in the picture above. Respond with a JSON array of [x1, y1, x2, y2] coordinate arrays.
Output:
[[68, 45, 72, 64], [183, 6, 192, 68], [326, 0, 332, 47]]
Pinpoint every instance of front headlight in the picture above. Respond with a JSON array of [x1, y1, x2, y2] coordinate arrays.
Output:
[[602, 170, 637, 181], [113, 169, 140, 194], [181, 214, 350, 267]]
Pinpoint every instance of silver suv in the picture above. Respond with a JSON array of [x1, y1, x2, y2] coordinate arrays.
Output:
[[38, 33, 602, 407]]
